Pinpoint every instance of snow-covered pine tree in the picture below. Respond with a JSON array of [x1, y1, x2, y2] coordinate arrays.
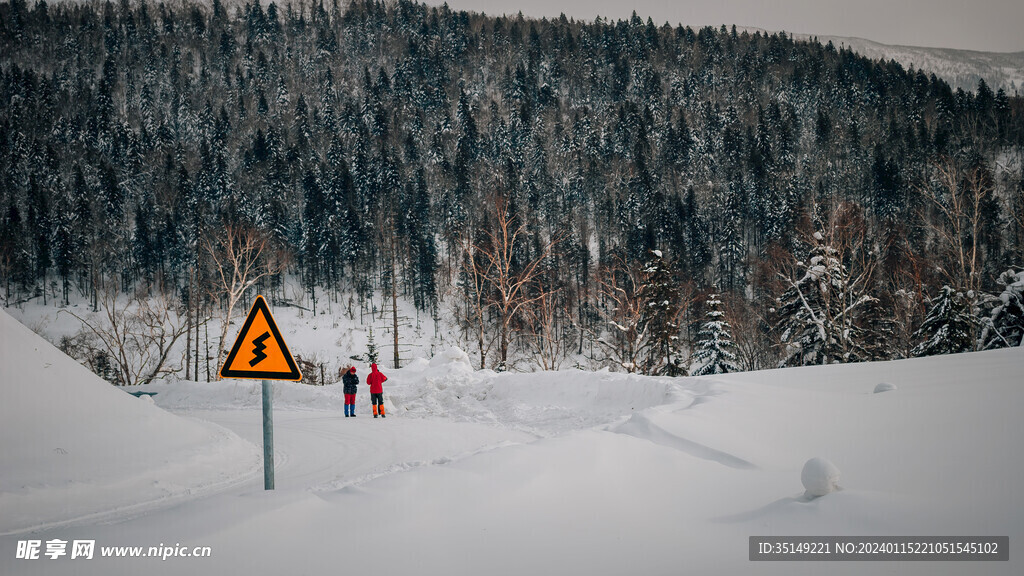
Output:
[[980, 269, 1024, 349], [911, 285, 976, 357], [640, 249, 686, 376], [774, 232, 879, 366], [690, 292, 738, 376]]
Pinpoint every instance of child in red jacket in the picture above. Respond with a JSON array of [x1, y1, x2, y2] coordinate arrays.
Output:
[[366, 363, 387, 418]]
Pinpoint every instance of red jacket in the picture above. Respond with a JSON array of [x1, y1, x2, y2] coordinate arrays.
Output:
[[366, 363, 387, 394]]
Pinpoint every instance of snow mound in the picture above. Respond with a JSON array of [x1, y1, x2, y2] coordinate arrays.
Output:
[[429, 346, 472, 369], [402, 357, 431, 371], [0, 309, 258, 535], [873, 382, 898, 393], [801, 457, 842, 497]]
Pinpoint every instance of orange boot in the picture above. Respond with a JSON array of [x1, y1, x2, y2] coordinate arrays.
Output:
[[379, 405, 386, 418], [373, 404, 379, 418]]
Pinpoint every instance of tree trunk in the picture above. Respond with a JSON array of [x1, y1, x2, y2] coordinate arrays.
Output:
[[205, 318, 210, 382], [500, 308, 509, 370], [479, 323, 486, 370], [391, 235, 400, 369], [185, 276, 192, 380]]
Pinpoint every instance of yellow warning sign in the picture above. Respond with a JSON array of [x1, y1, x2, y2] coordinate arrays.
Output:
[[219, 295, 302, 381]]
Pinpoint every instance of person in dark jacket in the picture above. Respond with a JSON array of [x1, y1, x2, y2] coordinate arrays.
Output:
[[342, 366, 359, 417], [366, 363, 387, 418]]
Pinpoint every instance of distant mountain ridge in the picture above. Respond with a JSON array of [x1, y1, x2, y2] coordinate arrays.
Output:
[[737, 26, 1023, 94]]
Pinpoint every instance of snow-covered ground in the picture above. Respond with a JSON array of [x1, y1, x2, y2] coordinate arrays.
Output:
[[1, 307, 1022, 575]]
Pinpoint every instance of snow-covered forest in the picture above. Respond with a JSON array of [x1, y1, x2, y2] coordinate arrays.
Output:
[[2, 0, 1023, 379]]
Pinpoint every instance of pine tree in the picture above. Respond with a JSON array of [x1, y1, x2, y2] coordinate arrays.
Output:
[[639, 249, 686, 375], [27, 175, 51, 285], [301, 166, 326, 280], [366, 326, 379, 364], [774, 233, 880, 366], [691, 293, 739, 376], [409, 168, 437, 311], [911, 285, 976, 357], [1, 201, 29, 298], [980, 269, 1024, 349]]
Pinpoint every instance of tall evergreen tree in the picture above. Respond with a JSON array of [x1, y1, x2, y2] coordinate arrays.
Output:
[[911, 285, 976, 357], [774, 233, 880, 366], [690, 293, 739, 376], [639, 249, 686, 375]]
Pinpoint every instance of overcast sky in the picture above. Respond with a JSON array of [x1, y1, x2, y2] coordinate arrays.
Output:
[[423, 0, 1024, 53]]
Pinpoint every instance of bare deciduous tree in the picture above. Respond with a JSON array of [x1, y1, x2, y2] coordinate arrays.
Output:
[[63, 285, 188, 386], [459, 231, 494, 370], [523, 282, 570, 371], [592, 257, 649, 373], [473, 193, 562, 370], [727, 298, 767, 371], [205, 224, 287, 366], [917, 158, 992, 296]]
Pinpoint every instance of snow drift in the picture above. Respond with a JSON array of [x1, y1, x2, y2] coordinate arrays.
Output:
[[0, 309, 259, 535]]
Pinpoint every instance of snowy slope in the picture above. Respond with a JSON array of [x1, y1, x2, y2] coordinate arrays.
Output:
[[737, 27, 1024, 94], [812, 35, 1024, 94], [0, 309, 259, 535], [1, 306, 1022, 575]]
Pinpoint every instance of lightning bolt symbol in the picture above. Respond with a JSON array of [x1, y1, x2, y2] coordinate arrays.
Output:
[[250, 332, 271, 367]]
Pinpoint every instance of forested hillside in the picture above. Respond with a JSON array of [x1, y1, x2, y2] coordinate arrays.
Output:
[[2, 0, 1022, 377]]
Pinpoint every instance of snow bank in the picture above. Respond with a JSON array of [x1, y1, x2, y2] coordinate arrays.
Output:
[[0, 310, 259, 535], [147, 347, 681, 437]]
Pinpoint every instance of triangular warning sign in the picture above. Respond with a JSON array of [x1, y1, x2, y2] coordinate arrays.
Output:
[[220, 295, 302, 381]]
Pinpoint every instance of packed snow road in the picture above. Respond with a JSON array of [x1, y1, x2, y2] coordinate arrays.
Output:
[[182, 409, 535, 494]]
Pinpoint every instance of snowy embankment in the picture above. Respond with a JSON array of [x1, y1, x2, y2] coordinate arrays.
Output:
[[0, 309, 260, 536], [145, 346, 682, 437], [1, 304, 1022, 575]]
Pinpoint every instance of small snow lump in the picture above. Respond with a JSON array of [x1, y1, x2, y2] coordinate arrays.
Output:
[[873, 382, 897, 393], [801, 457, 841, 497]]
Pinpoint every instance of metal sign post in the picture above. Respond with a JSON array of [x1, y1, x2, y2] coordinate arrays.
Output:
[[261, 379, 275, 490]]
